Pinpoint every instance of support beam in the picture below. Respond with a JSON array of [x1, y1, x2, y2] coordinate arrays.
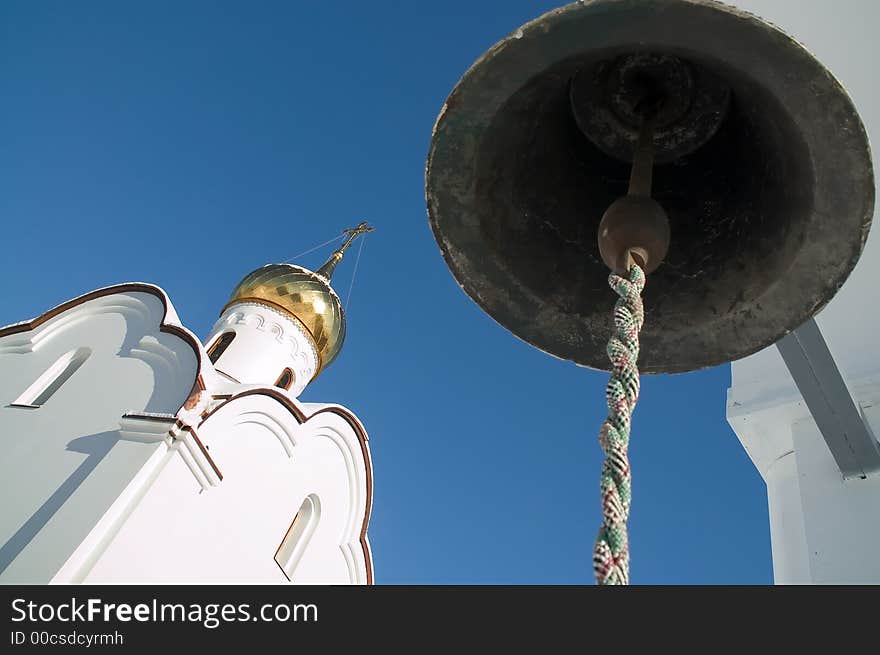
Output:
[[776, 318, 880, 479]]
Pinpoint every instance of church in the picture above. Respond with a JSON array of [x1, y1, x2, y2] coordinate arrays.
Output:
[[0, 226, 374, 584]]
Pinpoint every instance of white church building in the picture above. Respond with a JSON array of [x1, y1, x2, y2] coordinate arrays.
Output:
[[0, 228, 374, 584]]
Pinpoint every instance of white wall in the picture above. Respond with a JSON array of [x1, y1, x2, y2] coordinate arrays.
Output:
[[205, 302, 318, 397], [72, 395, 372, 584], [726, 1, 880, 583], [0, 288, 198, 583], [0, 285, 372, 585]]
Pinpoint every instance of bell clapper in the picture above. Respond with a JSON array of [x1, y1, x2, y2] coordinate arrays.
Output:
[[597, 108, 672, 277]]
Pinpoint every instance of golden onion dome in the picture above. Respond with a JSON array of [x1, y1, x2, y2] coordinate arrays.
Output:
[[225, 263, 345, 373], [223, 222, 373, 376]]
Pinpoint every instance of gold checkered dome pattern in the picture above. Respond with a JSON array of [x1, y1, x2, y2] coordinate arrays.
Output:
[[224, 223, 373, 374], [225, 263, 345, 373]]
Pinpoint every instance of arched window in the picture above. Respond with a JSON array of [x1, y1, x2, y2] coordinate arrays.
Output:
[[275, 368, 294, 390], [207, 332, 235, 364], [12, 347, 91, 408], [274, 495, 321, 581]]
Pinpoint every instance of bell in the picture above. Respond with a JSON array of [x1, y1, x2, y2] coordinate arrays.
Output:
[[426, 0, 874, 373]]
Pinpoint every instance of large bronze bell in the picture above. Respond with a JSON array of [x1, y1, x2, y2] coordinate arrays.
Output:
[[426, 0, 874, 373]]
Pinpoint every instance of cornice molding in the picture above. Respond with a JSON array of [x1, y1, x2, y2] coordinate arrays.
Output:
[[0, 283, 206, 394]]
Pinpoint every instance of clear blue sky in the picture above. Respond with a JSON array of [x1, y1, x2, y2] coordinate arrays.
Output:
[[0, 0, 771, 584]]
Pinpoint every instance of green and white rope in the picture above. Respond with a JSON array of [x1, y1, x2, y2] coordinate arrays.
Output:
[[593, 263, 645, 586]]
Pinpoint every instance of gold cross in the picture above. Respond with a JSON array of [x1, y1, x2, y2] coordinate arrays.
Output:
[[338, 221, 375, 256]]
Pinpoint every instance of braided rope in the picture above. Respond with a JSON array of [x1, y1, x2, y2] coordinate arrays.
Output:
[[593, 263, 645, 586]]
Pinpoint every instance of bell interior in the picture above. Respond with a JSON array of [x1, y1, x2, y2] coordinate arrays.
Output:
[[476, 49, 814, 371]]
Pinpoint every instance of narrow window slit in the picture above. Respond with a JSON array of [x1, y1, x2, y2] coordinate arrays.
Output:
[[11, 347, 91, 408], [274, 494, 320, 581], [275, 368, 294, 390], [207, 332, 235, 364]]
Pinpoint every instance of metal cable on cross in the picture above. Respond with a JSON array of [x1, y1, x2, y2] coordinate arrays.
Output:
[[593, 263, 645, 585]]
